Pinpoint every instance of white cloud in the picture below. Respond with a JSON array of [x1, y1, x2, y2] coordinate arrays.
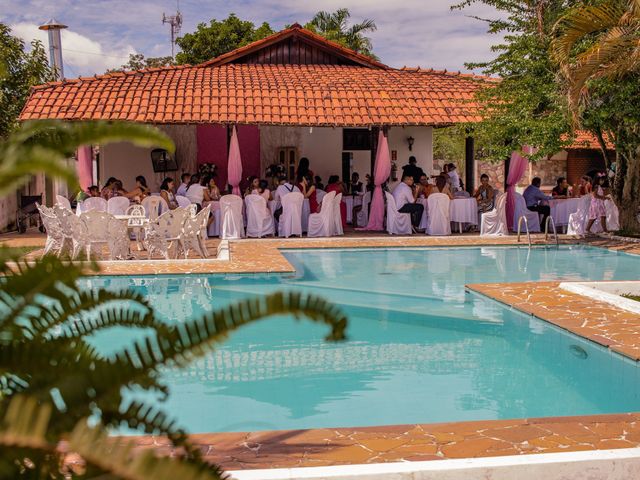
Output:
[[10, 22, 136, 77]]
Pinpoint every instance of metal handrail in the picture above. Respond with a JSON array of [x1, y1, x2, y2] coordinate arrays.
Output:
[[517, 216, 532, 248], [545, 216, 559, 246]]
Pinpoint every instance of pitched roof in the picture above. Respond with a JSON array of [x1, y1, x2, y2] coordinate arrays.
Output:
[[567, 131, 614, 150], [20, 64, 487, 126]]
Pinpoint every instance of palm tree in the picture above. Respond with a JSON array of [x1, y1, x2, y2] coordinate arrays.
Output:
[[0, 120, 348, 478], [551, 0, 640, 232], [305, 9, 378, 59]]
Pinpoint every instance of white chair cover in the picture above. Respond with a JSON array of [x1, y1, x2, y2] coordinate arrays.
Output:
[[82, 196, 107, 213], [278, 192, 303, 238], [307, 191, 336, 238], [55, 195, 71, 210], [333, 193, 344, 236], [144, 208, 189, 259], [385, 191, 412, 235], [141, 196, 163, 220], [514, 193, 541, 233], [107, 196, 130, 215], [481, 193, 509, 236], [175, 195, 191, 208], [316, 189, 327, 203], [426, 193, 451, 236], [245, 194, 275, 238], [355, 191, 371, 228], [220, 195, 245, 240], [567, 195, 591, 236]]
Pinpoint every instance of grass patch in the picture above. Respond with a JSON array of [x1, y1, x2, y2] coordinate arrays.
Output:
[[623, 294, 640, 302], [1, 246, 40, 258], [615, 230, 640, 239]]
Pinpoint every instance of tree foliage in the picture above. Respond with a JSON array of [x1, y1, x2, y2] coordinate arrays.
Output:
[[175, 14, 274, 64], [0, 23, 52, 138], [304, 9, 378, 59], [109, 53, 176, 72]]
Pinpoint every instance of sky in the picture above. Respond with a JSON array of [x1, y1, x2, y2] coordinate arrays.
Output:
[[2, 0, 503, 78]]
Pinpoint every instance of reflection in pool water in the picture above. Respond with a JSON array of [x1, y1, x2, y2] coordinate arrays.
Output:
[[84, 246, 640, 433]]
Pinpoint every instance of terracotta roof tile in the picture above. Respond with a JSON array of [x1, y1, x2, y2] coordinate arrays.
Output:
[[567, 131, 615, 150]]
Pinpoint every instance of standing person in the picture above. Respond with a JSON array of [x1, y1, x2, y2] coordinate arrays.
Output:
[[176, 173, 191, 197], [552, 177, 570, 197], [325, 175, 347, 227], [273, 176, 300, 221], [296, 157, 314, 182], [159, 177, 178, 210], [586, 175, 609, 234], [447, 163, 462, 192], [401, 156, 424, 184], [299, 175, 319, 214], [523, 177, 551, 230], [473, 174, 495, 213], [392, 174, 424, 230]]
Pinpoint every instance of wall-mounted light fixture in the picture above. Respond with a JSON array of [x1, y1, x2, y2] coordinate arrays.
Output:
[[407, 136, 415, 151]]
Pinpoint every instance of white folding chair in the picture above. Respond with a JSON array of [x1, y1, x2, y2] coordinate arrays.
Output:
[[143, 208, 189, 259], [514, 192, 541, 233], [307, 191, 336, 238], [141, 196, 163, 221], [55, 195, 71, 211], [384, 191, 412, 235], [426, 193, 451, 236], [481, 193, 509, 236], [245, 194, 275, 238], [278, 192, 303, 238], [333, 193, 344, 236], [175, 195, 191, 208], [107, 196, 130, 215], [220, 195, 245, 240], [82, 197, 107, 213], [567, 195, 591, 236]]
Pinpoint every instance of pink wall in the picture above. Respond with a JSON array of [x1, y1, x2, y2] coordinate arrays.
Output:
[[196, 124, 260, 191]]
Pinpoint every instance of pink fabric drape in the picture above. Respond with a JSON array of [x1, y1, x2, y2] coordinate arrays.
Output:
[[506, 149, 530, 230], [362, 131, 391, 231], [227, 126, 243, 196], [76, 146, 93, 191]]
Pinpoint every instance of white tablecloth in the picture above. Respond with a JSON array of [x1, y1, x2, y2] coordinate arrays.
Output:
[[418, 197, 478, 231], [549, 198, 581, 226], [344, 195, 363, 224]]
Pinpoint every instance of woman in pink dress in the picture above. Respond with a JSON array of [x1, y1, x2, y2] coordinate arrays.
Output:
[[325, 175, 346, 227], [586, 175, 609, 234]]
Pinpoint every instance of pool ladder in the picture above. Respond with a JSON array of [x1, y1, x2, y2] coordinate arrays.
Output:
[[517, 216, 559, 248]]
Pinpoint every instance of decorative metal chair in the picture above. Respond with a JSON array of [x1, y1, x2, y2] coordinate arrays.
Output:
[[37, 204, 66, 257], [143, 208, 189, 259], [180, 204, 211, 258]]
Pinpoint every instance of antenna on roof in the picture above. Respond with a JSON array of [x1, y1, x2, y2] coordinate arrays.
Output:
[[162, 0, 182, 58]]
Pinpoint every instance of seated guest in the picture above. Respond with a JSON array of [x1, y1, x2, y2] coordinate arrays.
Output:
[[473, 174, 495, 213], [176, 173, 191, 197], [523, 177, 551, 230], [552, 177, 570, 198], [100, 177, 117, 200], [365, 174, 375, 192], [430, 174, 454, 199], [348, 172, 363, 195], [575, 175, 592, 196], [159, 177, 178, 210], [245, 176, 260, 197], [392, 174, 424, 230], [325, 175, 347, 227], [447, 163, 462, 192], [417, 174, 433, 198], [124, 175, 150, 202], [314, 175, 325, 190], [299, 175, 319, 214], [88, 185, 100, 198], [273, 176, 301, 220], [207, 176, 221, 201], [112, 180, 126, 197], [254, 179, 272, 202], [185, 174, 211, 207]]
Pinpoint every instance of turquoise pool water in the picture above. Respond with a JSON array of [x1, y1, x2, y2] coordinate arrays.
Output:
[[85, 246, 640, 433]]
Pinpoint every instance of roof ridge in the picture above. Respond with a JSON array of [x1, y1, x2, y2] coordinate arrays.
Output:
[[399, 66, 499, 82]]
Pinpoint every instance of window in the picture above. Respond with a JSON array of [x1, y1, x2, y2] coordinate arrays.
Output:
[[277, 147, 298, 180], [343, 129, 371, 151]]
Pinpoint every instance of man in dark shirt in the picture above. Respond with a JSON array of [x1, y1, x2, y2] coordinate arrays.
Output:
[[401, 156, 425, 184]]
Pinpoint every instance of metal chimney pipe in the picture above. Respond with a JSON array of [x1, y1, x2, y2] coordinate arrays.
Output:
[[39, 19, 68, 80]]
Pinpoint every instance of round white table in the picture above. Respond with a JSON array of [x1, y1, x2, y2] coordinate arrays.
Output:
[[418, 197, 478, 232], [549, 198, 581, 227]]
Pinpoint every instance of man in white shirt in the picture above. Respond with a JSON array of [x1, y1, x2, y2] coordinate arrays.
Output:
[[273, 176, 301, 221], [392, 174, 423, 231], [176, 172, 191, 197], [447, 163, 461, 192]]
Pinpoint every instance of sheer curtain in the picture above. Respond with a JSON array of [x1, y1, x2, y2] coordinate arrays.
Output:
[[362, 131, 391, 231]]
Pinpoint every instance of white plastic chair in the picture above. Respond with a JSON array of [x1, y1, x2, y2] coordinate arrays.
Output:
[[38, 204, 66, 257], [143, 208, 189, 259], [278, 192, 303, 238], [514, 193, 541, 233], [175, 195, 191, 208], [333, 193, 344, 236], [220, 195, 245, 240], [426, 193, 452, 236], [354, 191, 371, 228], [141, 196, 163, 221], [307, 191, 336, 238], [481, 193, 509, 237], [107, 196, 130, 215], [82, 197, 107, 213], [567, 195, 591, 236], [385, 191, 412, 235], [180, 204, 211, 258], [55, 195, 71, 210], [245, 194, 275, 238]]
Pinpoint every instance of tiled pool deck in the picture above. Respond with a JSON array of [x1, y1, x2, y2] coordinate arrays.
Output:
[[3, 230, 640, 470]]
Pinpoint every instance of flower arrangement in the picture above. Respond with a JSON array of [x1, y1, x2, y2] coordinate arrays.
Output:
[[198, 163, 218, 177], [265, 163, 285, 179]]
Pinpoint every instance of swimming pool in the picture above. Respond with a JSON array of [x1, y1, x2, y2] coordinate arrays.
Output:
[[86, 246, 640, 433]]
